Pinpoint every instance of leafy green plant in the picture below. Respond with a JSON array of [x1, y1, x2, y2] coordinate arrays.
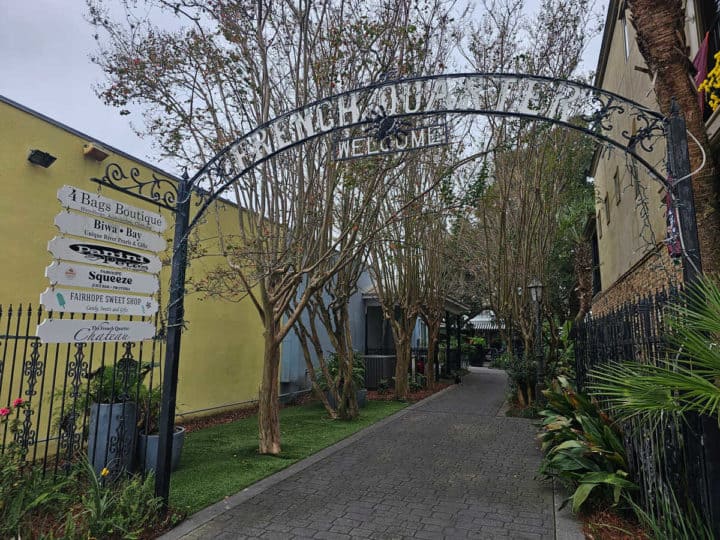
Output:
[[377, 378, 392, 394], [409, 373, 426, 391], [90, 359, 155, 404], [506, 353, 536, 406], [538, 377, 636, 513], [627, 487, 713, 540], [0, 398, 70, 538], [315, 352, 366, 392], [137, 385, 162, 435], [590, 277, 720, 423], [76, 456, 163, 539]]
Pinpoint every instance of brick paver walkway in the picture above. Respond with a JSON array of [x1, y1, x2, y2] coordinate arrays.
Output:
[[165, 368, 558, 539]]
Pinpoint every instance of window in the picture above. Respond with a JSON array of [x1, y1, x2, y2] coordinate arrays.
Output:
[[597, 210, 603, 239], [613, 167, 621, 204], [604, 193, 610, 225], [619, 2, 631, 61]]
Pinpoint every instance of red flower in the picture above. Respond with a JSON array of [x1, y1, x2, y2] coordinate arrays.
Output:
[[12, 398, 24, 407], [0, 408, 10, 417]]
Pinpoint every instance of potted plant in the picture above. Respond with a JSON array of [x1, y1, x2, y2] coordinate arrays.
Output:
[[317, 352, 367, 409], [86, 358, 152, 475], [135, 385, 186, 473]]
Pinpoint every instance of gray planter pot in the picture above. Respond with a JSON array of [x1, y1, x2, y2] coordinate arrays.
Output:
[[88, 402, 137, 475], [325, 388, 368, 409], [136, 426, 186, 473]]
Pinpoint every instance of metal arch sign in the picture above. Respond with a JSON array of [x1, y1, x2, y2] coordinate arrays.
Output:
[[188, 72, 666, 230]]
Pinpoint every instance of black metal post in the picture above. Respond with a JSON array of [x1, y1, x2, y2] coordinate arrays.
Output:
[[455, 314, 462, 371], [667, 100, 702, 283], [155, 173, 191, 507], [444, 311, 450, 376], [534, 299, 544, 403], [667, 100, 720, 534]]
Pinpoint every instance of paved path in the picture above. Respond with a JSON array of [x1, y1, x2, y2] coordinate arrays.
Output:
[[164, 368, 581, 539]]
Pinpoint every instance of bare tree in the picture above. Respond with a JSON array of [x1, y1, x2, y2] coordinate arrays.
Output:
[[88, 0, 458, 453]]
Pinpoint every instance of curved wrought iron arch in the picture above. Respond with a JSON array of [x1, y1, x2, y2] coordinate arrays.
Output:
[[186, 72, 667, 233]]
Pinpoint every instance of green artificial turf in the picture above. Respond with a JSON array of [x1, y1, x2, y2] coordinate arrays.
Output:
[[169, 400, 407, 513]]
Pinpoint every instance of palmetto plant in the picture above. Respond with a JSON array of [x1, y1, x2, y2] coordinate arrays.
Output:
[[590, 276, 720, 422]]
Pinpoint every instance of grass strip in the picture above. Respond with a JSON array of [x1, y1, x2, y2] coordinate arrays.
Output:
[[169, 400, 407, 513]]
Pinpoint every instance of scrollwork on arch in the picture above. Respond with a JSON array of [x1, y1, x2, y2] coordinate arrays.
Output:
[[91, 162, 179, 211]]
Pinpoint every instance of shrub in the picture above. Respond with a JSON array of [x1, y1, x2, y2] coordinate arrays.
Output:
[[538, 377, 636, 513]]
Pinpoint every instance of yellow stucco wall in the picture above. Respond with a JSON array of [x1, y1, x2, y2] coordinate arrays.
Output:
[[0, 97, 264, 430]]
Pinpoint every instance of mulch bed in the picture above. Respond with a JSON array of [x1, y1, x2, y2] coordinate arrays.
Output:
[[179, 383, 452, 433], [581, 507, 649, 539], [367, 382, 451, 402]]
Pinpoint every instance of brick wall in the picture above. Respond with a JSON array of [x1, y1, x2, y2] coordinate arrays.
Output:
[[591, 245, 684, 315]]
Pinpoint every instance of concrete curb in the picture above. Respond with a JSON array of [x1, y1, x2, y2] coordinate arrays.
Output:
[[553, 480, 585, 539], [160, 385, 458, 539]]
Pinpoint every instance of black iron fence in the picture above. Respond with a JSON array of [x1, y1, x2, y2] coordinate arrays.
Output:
[[0, 304, 163, 479], [574, 288, 719, 532]]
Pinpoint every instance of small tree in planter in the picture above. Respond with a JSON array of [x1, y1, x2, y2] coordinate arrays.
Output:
[[87, 356, 153, 477], [315, 352, 367, 412], [135, 386, 185, 473]]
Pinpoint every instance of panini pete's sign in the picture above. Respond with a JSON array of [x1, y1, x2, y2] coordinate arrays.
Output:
[[48, 237, 162, 274], [219, 74, 593, 167], [36, 319, 156, 344], [57, 185, 167, 233], [54, 212, 166, 253]]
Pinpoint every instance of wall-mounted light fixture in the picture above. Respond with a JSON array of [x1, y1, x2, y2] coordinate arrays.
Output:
[[83, 143, 109, 162], [28, 149, 57, 168]]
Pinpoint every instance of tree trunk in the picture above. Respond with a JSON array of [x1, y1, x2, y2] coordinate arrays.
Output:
[[574, 240, 592, 323], [629, 0, 720, 273], [425, 320, 440, 389], [258, 317, 282, 455], [394, 336, 411, 400]]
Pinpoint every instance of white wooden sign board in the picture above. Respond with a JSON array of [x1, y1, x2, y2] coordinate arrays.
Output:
[[36, 319, 156, 344], [48, 237, 162, 274], [40, 288, 159, 317], [54, 211, 166, 253], [57, 185, 168, 233], [45, 261, 159, 294]]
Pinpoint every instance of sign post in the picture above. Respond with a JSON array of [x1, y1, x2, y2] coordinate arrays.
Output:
[[155, 173, 190, 507]]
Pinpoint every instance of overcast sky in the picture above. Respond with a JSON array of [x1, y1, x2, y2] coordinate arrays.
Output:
[[0, 1, 607, 174]]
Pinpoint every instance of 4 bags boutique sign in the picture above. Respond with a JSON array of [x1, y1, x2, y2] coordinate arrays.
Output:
[[36, 186, 168, 344]]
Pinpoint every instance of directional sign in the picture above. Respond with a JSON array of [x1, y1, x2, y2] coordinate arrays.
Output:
[[54, 211, 166, 253], [40, 288, 159, 317], [57, 185, 167, 233], [45, 261, 159, 294], [48, 237, 162, 274], [36, 319, 156, 344]]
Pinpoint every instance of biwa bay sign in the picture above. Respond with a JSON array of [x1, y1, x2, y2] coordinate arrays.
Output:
[[54, 211, 166, 253], [40, 288, 159, 316], [36, 319, 156, 344], [48, 237, 162, 274], [57, 185, 167, 233], [45, 261, 159, 294]]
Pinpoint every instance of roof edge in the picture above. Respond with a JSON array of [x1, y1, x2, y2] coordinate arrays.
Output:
[[0, 94, 181, 182], [594, 0, 621, 89]]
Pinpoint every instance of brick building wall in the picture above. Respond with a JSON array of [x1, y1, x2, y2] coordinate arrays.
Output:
[[591, 244, 684, 315]]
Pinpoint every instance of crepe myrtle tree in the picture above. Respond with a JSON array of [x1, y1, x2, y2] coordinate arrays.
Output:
[[89, 0, 462, 453]]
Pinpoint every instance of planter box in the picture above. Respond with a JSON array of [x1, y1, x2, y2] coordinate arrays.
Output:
[[136, 426, 186, 473], [88, 402, 137, 475]]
